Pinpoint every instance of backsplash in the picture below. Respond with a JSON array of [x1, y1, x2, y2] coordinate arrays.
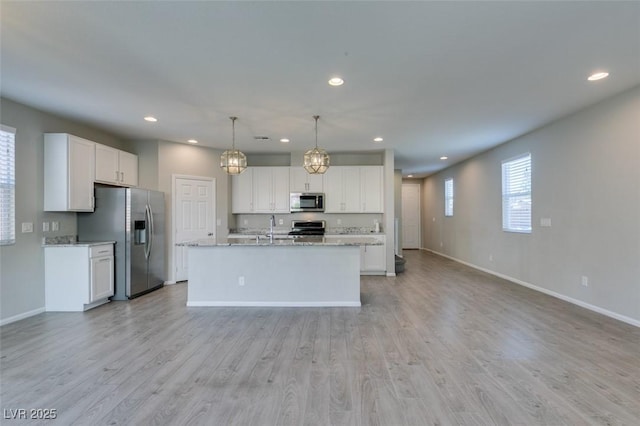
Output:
[[230, 226, 382, 235], [231, 212, 383, 232]]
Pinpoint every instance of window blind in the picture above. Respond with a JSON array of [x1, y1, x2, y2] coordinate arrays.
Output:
[[1, 125, 16, 245], [444, 178, 453, 217], [502, 153, 531, 233]]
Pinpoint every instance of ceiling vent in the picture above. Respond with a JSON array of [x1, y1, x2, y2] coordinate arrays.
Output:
[[253, 136, 270, 141]]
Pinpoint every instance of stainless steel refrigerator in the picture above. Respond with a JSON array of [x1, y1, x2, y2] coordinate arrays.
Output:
[[78, 186, 165, 300]]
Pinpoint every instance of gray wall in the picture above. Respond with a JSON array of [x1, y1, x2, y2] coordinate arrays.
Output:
[[0, 98, 127, 323], [421, 86, 640, 324]]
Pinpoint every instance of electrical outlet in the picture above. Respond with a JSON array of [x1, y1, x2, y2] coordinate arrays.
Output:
[[42, 222, 50, 232], [489, 254, 493, 261], [51, 221, 59, 231], [243, 219, 248, 226], [21, 222, 33, 233], [432, 217, 436, 222], [216, 219, 221, 226], [581, 276, 589, 287], [279, 219, 283, 225], [440, 241, 443, 247], [540, 218, 552, 227], [238, 276, 245, 286], [337, 219, 342, 225]]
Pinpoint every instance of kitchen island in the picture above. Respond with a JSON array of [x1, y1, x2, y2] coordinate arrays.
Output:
[[182, 237, 382, 307]]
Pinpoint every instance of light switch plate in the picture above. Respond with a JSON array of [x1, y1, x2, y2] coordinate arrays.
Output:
[[21, 222, 34, 233], [42, 222, 50, 232], [51, 221, 59, 231]]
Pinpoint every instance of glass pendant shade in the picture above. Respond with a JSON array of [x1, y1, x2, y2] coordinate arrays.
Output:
[[220, 149, 247, 175], [220, 116, 247, 174], [304, 115, 330, 174], [304, 147, 330, 174]]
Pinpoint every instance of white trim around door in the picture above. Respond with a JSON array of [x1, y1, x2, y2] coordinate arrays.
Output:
[[171, 174, 216, 283]]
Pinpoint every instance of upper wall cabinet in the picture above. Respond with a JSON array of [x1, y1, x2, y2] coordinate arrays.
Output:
[[360, 166, 384, 213], [231, 168, 254, 213], [253, 167, 290, 213], [44, 133, 95, 212], [232, 167, 290, 214], [323, 166, 383, 213], [95, 144, 138, 187], [290, 167, 323, 193]]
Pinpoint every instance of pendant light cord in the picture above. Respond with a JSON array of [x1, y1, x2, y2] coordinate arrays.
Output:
[[230, 116, 237, 150], [313, 115, 320, 149]]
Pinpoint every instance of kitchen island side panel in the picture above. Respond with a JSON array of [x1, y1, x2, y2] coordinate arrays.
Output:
[[187, 245, 361, 306]]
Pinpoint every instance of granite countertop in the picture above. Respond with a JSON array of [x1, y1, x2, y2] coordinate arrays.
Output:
[[41, 235, 115, 247], [43, 241, 115, 248], [179, 236, 383, 247]]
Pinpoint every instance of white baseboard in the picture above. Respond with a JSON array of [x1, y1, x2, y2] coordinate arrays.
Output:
[[187, 301, 361, 307], [423, 248, 640, 328], [0, 307, 46, 327], [386, 272, 396, 277]]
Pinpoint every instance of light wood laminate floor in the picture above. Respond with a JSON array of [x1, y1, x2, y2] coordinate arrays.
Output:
[[1, 250, 639, 425]]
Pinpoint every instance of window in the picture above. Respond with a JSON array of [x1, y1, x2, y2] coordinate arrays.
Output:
[[444, 178, 453, 217], [502, 153, 531, 233], [1, 125, 16, 245]]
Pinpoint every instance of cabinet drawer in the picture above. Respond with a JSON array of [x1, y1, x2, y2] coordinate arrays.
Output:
[[90, 245, 113, 258]]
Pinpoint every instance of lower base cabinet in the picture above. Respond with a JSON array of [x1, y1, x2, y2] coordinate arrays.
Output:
[[325, 235, 386, 275], [45, 243, 114, 311]]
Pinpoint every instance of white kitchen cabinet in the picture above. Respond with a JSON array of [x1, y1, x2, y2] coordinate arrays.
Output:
[[44, 133, 95, 212], [95, 143, 138, 187], [361, 235, 386, 273], [231, 168, 254, 213], [324, 234, 386, 275], [324, 166, 383, 213], [360, 166, 384, 213], [232, 167, 290, 214], [45, 243, 114, 311], [323, 166, 361, 213], [290, 167, 323, 192], [90, 248, 115, 301], [253, 167, 290, 213]]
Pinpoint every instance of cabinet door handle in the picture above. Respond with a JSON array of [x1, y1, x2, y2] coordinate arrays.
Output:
[[115, 170, 119, 181], [120, 171, 124, 182], [98, 257, 111, 262], [97, 250, 110, 255]]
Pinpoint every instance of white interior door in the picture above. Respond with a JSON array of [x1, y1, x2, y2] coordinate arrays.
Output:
[[402, 183, 421, 249], [174, 177, 215, 282]]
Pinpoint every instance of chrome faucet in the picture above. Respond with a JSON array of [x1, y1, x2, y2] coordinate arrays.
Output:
[[268, 215, 275, 244]]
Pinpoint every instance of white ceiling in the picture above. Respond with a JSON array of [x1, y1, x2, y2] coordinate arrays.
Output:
[[1, 1, 639, 177]]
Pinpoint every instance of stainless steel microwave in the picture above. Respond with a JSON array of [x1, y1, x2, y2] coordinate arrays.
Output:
[[290, 193, 324, 212]]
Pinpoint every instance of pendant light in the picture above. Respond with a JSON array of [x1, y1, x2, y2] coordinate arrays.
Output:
[[304, 115, 330, 174], [220, 116, 247, 175]]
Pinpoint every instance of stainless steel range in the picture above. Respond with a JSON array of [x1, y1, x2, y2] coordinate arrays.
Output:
[[288, 220, 326, 237]]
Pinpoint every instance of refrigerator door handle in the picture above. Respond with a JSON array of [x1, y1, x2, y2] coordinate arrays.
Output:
[[148, 203, 155, 255], [144, 204, 151, 259]]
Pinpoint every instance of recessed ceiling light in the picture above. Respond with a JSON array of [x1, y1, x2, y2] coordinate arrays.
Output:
[[280, 138, 290, 143], [144, 116, 158, 122], [588, 72, 609, 81], [187, 139, 198, 144], [440, 156, 448, 160], [328, 77, 344, 86], [407, 174, 414, 178], [373, 137, 383, 143]]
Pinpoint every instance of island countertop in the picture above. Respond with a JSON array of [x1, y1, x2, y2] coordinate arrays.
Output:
[[179, 236, 383, 247]]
